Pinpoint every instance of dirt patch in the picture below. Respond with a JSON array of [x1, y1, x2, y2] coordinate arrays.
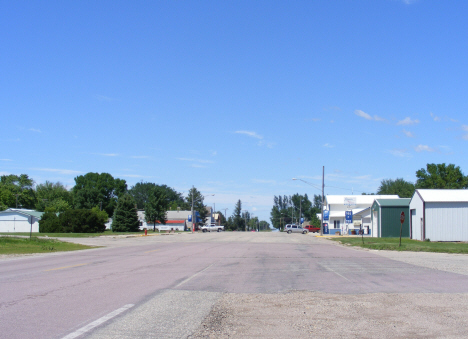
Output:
[[191, 291, 468, 338]]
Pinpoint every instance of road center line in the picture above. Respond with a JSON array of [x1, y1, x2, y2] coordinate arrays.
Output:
[[175, 263, 215, 288], [61, 304, 134, 339], [45, 263, 89, 272], [322, 264, 351, 282], [144, 249, 161, 253]]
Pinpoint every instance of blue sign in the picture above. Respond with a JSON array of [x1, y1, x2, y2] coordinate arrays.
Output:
[[324, 224, 329, 234], [323, 210, 329, 220], [300, 217, 304, 224], [345, 211, 353, 224], [188, 215, 192, 222]]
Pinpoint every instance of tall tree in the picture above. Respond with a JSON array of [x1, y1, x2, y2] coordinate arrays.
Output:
[[186, 187, 209, 228], [129, 182, 187, 210], [270, 195, 293, 230], [112, 194, 139, 232], [145, 187, 170, 232], [0, 174, 36, 209], [230, 199, 244, 231], [377, 178, 415, 198], [73, 172, 127, 216], [416, 163, 468, 189], [35, 181, 73, 212]]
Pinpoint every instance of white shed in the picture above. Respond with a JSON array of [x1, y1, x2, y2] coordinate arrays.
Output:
[[0, 209, 44, 233], [410, 189, 468, 241]]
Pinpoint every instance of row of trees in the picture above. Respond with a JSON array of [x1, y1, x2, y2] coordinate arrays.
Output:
[[1, 172, 271, 232], [270, 194, 321, 230], [376, 163, 468, 197]]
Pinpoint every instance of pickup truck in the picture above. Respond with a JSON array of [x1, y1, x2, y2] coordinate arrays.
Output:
[[200, 224, 225, 232], [304, 225, 321, 233]]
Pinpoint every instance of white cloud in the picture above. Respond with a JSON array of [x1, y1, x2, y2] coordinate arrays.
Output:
[[463, 135, 468, 140], [131, 155, 151, 159], [402, 130, 414, 137], [92, 153, 119, 157], [95, 94, 118, 102], [311, 118, 321, 122], [119, 174, 151, 178], [414, 145, 435, 152], [0, 159, 12, 161], [397, 117, 420, 125], [402, 0, 418, 4], [462, 125, 468, 132], [234, 130, 263, 139], [32, 168, 83, 175], [355, 110, 372, 120], [176, 158, 214, 164], [430, 112, 440, 121], [388, 149, 412, 158], [323, 143, 334, 148], [211, 151, 217, 156], [191, 164, 206, 168], [354, 110, 386, 122], [29, 128, 41, 133]]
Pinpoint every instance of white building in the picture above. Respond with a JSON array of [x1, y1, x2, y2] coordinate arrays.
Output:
[[410, 189, 468, 241], [0, 209, 44, 233], [321, 195, 399, 235]]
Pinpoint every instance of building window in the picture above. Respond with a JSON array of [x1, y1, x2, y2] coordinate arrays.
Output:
[[334, 220, 340, 229]]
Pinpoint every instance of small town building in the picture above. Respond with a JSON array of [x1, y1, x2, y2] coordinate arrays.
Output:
[[0, 208, 44, 233], [320, 195, 399, 235], [410, 189, 468, 241], [371, 199, 410, 238]]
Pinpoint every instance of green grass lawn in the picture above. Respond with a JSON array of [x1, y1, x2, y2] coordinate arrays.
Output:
[[0, 236, 94, 255], [331, 237, 468, 254], [0, 230, 145, 238]]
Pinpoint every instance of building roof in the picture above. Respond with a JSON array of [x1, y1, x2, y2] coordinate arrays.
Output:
[[375, 198, 411, 207], [325, 195, 399, 205], [3, 208, 44, 219], [415, 189, 468, 203]]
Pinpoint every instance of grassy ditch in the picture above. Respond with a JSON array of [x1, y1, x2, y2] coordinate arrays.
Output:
[[330, 237, 468, 254], [0, 236, 94, 255]]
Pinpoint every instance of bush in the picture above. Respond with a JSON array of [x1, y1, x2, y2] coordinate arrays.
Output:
[[39, 211, 62, 233], [59, 209, 106, 233]]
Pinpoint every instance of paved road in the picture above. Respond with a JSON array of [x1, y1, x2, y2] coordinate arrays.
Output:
[[1, 232, 468, 338]]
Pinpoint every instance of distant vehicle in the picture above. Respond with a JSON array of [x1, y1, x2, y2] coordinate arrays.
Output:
[[283, 224, 308, 234], [304, 225, 320, 233], [200, 224, 225, 232]]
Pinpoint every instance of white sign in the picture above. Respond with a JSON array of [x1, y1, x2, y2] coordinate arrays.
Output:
[[344, 197, 356, 209]]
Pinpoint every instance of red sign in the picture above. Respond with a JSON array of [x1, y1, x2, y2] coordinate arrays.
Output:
[[400, 211, 405, 223]]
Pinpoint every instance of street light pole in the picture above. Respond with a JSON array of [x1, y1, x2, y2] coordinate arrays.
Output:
[[321, 166, 325, 236], [191, 185, 195, 233]]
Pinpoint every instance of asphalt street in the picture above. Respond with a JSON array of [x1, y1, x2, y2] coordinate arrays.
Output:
[[1, 232, 468, 338]]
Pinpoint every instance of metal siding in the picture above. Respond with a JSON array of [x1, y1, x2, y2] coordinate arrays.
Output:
[[409, 194, 424, 240], [425, 202, 468, 241], [380, 207, 410, 237]]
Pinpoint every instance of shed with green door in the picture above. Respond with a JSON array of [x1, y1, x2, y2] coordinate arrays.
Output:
[[370, 199, 410, 238]]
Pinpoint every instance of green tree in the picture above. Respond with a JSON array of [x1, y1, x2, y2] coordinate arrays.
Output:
[[35, 181, 73, 212], [59, 209, 106, 233], [228, 199, 245, 231], [0, 174, 36, 209], [129, 181, 187, 210], [270, 195, 292, 230], [415, 163, 468, 189], [112, 194, 140, 232], [145, 187, 170, 232], [259, 220, 270, 231], [73, 172, 127, 216], [186, 187, 208, 229], [377, 178, 415, 198]]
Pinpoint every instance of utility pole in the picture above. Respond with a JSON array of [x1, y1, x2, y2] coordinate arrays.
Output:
[[15, 194, 20, 209], [191, 186, 195, 233], [320, 166, 325, 236]]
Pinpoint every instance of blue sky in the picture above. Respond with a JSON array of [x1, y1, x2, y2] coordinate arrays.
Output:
[[2, 0, 468, 223]]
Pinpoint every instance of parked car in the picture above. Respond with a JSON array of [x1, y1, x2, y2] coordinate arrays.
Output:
[[283, 224, 308, 234], [200, 224, 225, 232], [304, 225, 320, 233]]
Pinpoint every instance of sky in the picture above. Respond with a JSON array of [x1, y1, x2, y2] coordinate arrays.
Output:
[[2, 0, 468, 223]]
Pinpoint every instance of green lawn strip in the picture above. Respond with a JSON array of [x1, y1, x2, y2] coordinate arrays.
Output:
[[330, 237, 468, 254], [0, 230, 145, 238], [0, 236, 94, 255]]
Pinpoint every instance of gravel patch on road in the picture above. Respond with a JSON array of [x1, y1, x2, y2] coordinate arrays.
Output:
[[191, 291, 468, 339]]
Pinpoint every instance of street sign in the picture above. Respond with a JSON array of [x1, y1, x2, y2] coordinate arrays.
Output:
[[400, 211, 405, 223], [323, 210, 329, 220], [345, 211, 353, 224], [300, 217, 304, 224], [188, 215, 192, 222]]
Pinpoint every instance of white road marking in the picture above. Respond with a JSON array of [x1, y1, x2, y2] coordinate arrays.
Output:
[[175, 263, 215, 288], [320, 263, 351, 282], [61, 304, 134, 339]]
